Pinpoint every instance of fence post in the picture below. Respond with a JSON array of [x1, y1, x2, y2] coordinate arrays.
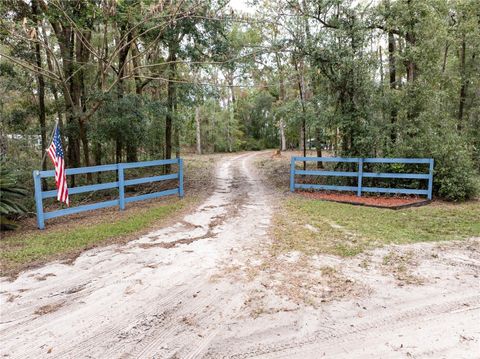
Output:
[[178, 158, 184, 198], [427, 159, 434, 200], [118, 164, 125, 210], [357, 158, 363, 197], [290, 157, 296, 192], [33, 170, 45, 230]]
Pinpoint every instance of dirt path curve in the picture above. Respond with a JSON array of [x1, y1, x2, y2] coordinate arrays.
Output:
[[1, 152, 479, 359]]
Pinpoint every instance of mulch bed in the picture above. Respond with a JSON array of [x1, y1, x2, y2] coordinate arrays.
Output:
[[298, 191, 430, 209]]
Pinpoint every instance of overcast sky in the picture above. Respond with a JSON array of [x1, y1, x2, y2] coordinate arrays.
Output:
[[229, 0, 255, 14], [229, 0, 380, 14]]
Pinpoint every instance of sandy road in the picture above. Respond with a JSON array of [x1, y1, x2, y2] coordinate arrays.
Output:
[[1, 152, 479, 359], [0, 153, 272, 358]]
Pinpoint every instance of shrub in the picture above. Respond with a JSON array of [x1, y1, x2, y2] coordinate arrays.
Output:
[[244, 138, 264, 151], [0, 165, 28, 230], [432, 145, 478, 201]]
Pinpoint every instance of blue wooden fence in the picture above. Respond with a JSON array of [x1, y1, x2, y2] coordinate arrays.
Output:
[[33, 158, 184, 229], [290, 157, 434, 200]]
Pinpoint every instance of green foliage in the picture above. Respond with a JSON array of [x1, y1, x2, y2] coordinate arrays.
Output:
[[0, 165, 27, 230], [91, 94, 149, 160], [1, 0, 479, 208], [432, 144, 478, 202], [389, 80, 479, 201], [236, 90, 278, 149]]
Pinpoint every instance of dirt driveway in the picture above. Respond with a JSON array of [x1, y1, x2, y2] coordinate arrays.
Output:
[[1, 152, 479, 358]]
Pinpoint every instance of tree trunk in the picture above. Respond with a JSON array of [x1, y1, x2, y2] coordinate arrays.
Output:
[[40, 22, 65, 146], [78, 118, 91, 181], [279, 121, 286, 152], [458, 36, 466, 131], [65, 28, 81, 186], [334, 127, 339, 155], [276, 53, 287, 152], [46, 7, 79, 187], [299, 127, 305, 151], [174, 100, 180, 158], [46, 8, 78, 177], [405, 0, 417, 83], [388, 30, 397, 144], [294, 57, 307, 169], [94, 141, 102, 183], [405, 0, 418, 126], [117, 27, 131, 98], [195, 107, 202, 155], [405, 35, 416, 83], [165, 38, 178, 170], [115, 139, 122, 164], [165, 71, 175, 160], [32, 0, 47, 189], [227, 74, 235, 152], [315, 127, 323, 169], [75, 29, 92, 182], [442, 42, 449, 74], [379, 45, 384, 85], [131, 39, 143, 96], [126, 142, 138, 162], [116, 25, 138, 164]]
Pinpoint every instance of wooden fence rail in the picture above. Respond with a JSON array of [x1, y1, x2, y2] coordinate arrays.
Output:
[[33, 158, 183, 229], [290, 157, 433, 200]]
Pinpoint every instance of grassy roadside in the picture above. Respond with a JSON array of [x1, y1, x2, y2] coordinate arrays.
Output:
[[1, 153, 219, 277], [0, 196, 200, 277], [255, 151, 480, 257], [273, 197, 480, 257]]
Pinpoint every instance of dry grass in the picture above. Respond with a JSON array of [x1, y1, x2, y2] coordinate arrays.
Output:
[[34, 301, 65, 316], [270, 197, 480, 258], [382, 250, 425, 285], [271, 203, 369, 257]]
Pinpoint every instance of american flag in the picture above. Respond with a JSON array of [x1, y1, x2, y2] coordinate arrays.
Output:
[[47, 125, 69, 206]]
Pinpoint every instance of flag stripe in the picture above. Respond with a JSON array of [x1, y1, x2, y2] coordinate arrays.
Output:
[[47, 126, 69, 206]]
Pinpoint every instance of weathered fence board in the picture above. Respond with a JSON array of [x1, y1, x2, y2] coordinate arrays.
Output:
[[290, 157, 434, 200], [33, 158, 183, 229]]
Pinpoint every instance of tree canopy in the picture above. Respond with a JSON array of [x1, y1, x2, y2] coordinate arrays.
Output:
[[1, 0, 479, 201]]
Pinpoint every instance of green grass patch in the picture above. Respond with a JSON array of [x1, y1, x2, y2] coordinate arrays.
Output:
[[1, 197, 196, 276], [273, 197, 480, 257]]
